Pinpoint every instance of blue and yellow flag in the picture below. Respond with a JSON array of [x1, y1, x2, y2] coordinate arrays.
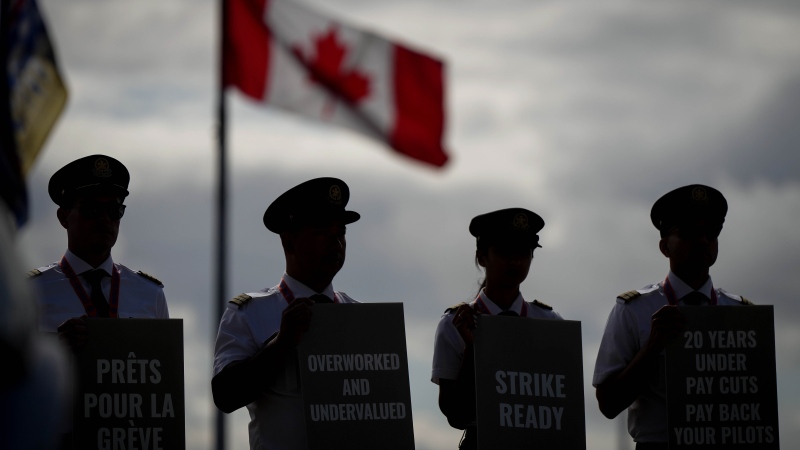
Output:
[[1, 0, 67, 226]]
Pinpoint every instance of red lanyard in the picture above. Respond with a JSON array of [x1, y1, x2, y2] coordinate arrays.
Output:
[[474, 295, 528, 317], [663, 276, 717, 306], [60, 256, 121, 318], [278, 277, 339, 304]]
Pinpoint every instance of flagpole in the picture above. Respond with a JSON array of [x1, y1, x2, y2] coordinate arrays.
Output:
[[617, 415, 628, 450], [214, 0, 228, 450]]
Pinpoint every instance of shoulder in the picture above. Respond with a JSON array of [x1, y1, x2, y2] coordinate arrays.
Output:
[[26, 263, 59, 281], [531, 299, 553, 310], [527, 299, 563, 320], [226, 288, 280, 310], [444, 301, 469, 314], [335, 291, 360, 304], [27, 262, 58, 277], [116, 264, 164, 288], [229, 293, 253, 308], [136, 270, 164, 287], [436, 302, 470, 329], [616, 283, 661, 304], [717, 288, 754, 305]]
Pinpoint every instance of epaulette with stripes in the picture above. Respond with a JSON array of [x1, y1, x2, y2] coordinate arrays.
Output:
[[136, 270, 164, 287], [618, 290, 641, 303], [532, 299, 553, 310], [444, 302, 468, 313], [230, 293, 253, 308], [26, 269, 42, 278]]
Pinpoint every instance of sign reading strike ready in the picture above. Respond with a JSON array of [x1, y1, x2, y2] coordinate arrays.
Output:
[[298, 303, 414, 450], [666, 305, 779, 449], [73, 319, 185, 450], [474, 316, 586, 450]]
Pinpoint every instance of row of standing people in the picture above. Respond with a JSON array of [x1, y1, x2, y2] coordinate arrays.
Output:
[[29, 154, 752, 450]]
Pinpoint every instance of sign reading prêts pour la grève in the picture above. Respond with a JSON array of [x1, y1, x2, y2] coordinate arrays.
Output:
[[73, 319, 185, 450]]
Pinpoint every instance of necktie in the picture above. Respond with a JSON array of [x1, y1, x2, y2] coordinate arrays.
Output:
[[498, 310, 519, 317], [681, 291, 708, 306], [310, 294, 333, 304], [83, 269, 110, 317]]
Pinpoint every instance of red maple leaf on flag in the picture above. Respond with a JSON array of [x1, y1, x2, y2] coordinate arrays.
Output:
[[292, 26, 371, 109]]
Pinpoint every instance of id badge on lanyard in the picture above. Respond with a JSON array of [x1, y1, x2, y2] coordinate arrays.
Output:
[[60, 256, 121, 318]]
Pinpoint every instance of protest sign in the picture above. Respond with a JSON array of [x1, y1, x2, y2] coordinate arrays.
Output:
[[474, 316, 585, 450], [298, 303, 415, 450], [666, 305, 779, 448], [73, 319, 184, 450]]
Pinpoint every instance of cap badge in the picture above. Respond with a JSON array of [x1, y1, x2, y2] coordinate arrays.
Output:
[[328, 185, 342, 204], [691, 186, 707, 202], [512, 213, 529, 230], [92, 158, 112, 178]]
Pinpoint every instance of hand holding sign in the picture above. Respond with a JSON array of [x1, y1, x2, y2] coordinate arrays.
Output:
[[647, 305, 686, 353], [452, 303, 480, 345], [276, 297, 315, 347], [56, 315, 89, 352]]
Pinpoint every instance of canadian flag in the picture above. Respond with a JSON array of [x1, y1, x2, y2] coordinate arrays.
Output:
[[224, 0, 448, 167]]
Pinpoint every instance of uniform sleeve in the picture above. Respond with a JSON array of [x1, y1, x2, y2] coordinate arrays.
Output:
[[431, 313, 465, 384], [592, 300, 641, 387], [213, 303, 260, 377]]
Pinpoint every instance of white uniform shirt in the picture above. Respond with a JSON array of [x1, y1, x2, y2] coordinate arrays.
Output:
[[592, 271, 748, 443], [431, 289, 563, 384], [213, 273, 359, 450], [31, 250, 169, 332]]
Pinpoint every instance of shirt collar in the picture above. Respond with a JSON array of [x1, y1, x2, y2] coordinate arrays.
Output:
[[667, 270, 714, 300], [281, 272, 335, 301], [478, 289, 525, 315], [65, 249, 114, 275]]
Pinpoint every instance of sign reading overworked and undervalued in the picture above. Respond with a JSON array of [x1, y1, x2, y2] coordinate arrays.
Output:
[[73, 319, 184, 450], [474, 316, 586, 450], [298, 303, 414, 450], [666, 305, 779, 448]]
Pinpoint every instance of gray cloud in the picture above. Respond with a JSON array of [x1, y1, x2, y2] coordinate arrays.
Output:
[[721, 74, 800, 184], [19, 0, 800, 448]]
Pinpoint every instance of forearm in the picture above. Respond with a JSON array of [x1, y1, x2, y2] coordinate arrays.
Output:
[[597, 304, 685, 418], [439, 344, 477, 429], [596, 344, 660, 419], [212, 334, 292, 413]]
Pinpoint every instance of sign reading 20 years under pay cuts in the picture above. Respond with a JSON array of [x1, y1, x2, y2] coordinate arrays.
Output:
[[666, 305, 779, 449], [474, 316, 586, 450], [297, 303, 414, 450]]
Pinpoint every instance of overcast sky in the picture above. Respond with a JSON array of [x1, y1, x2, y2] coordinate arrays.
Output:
[[15, 0, 800, 448]]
